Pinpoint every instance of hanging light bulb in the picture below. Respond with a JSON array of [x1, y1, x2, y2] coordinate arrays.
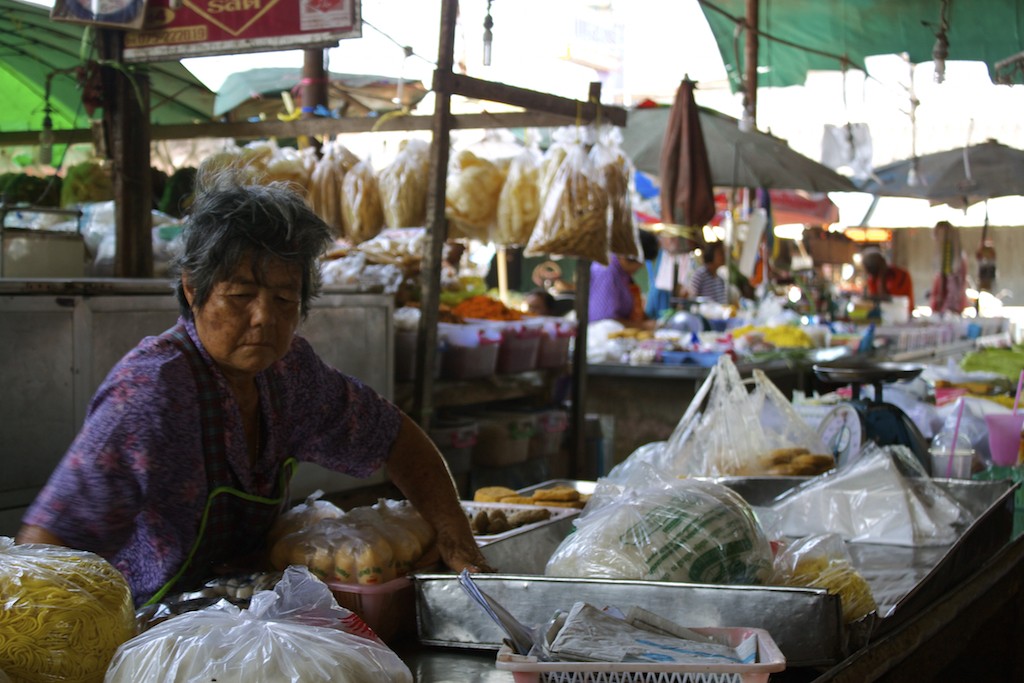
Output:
[[483, 0, 494, 66], [932, 31, 948, 83], [39, 106, 54, 167]]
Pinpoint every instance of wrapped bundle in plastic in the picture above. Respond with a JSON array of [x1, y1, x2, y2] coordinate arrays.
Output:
[[445, 149, 505, 241], [494, 146, 542, 246], [589, 127, 641, 259], [545, 479, 773, 585], [378, 139, 430, 228], [773, 534, 877, 623], [371, 498, 436, 550], [0, 537, 135, 683], [340, 161, 385, 244], [270, 517, 397, 585], [308, 139, 362, 237], [524, 144, 609, 264], [268, 491, 346, 546], [106, 566, 413, 682]]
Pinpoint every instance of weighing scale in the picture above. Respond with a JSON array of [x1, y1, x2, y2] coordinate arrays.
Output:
[[813, 359, 931, 473]]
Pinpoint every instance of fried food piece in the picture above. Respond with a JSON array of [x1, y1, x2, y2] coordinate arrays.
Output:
[[474, 486, 518, 503], [498, 495, 536, 505], [540, 500, 585, 509], [792, 453, 836, 470], [531, 485, 580, 502], [471, 509, 490, 534], [507, 508, 551, 527], [486, 515, 511, 534]]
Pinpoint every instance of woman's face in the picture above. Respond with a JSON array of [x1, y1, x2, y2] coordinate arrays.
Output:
[[184, 257, 303, 382]]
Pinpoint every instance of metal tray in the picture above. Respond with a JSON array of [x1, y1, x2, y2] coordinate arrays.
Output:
[[415, 477, 1016, 667]]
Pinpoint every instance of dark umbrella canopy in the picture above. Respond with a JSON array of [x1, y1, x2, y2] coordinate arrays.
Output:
[[859, 140, 1024, 208], [658, 79, 716, 234], [624, 105, 857, 193]]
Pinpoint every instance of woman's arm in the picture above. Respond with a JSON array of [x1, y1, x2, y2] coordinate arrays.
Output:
[[386, 414, 494, 573], [15, 525, 65, 546]]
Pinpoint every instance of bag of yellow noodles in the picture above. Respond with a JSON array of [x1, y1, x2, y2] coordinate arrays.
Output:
[[772, 533, 877, 624], [0, 536, 135, 683]]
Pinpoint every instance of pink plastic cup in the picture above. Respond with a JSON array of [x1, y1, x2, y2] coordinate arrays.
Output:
[[984, 413, 1024, 466]]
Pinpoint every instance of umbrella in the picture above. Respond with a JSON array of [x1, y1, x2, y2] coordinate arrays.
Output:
[[0, 0, 214, 133], [859, 140, 1024, 209], [658, 79, 716, 236], [624, 105, 858, 193], [215, 68, 429, 120]]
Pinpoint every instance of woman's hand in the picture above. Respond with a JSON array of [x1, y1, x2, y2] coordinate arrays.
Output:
[[386, 414, 497, 574], [433, 523, 495, 574]]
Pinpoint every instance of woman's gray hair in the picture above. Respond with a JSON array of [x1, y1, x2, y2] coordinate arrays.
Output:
[[173, 168, 332, 319]]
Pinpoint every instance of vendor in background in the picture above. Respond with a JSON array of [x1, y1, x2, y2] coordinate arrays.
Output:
[[685, 240, 728, 304], [524, 288, 557, 316], [861, 246, 914, 312], [16, 169, 491, 607], [589, 253, 647, 325]]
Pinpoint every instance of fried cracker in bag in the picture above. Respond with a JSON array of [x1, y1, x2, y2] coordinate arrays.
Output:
[[341, 160, 384, 244], [524, 144, 609, 264], [379, 139, 429, 228], [494, 145, 542, 246], [308, 138, 361, 237], [445, 149, 505, 241], [590, 127, 641, 259]]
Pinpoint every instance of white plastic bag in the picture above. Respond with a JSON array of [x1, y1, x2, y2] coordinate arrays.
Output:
[[105, 566, 412, 683], [769, 444, 971, 546]]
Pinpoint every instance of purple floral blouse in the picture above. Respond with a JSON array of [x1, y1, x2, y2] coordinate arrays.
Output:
[[23, 318, 402, 605]]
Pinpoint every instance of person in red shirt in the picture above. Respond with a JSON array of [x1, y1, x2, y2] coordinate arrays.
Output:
[[862, 248, 914, 313]]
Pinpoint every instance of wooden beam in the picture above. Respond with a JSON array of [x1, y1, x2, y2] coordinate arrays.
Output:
[[434, 71, 627, 127], [0, 111, 598, 147]]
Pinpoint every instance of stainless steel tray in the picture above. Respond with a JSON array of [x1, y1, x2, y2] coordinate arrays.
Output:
[[415, 477, 1016, 667]]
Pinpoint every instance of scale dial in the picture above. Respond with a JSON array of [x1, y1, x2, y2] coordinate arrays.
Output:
[[817, 403, 863, 467]]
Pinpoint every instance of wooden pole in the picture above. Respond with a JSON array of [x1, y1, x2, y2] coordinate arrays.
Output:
[[301, 48, 328, 152], [100, 30, 152, 278], [412, 0, 459, 429]]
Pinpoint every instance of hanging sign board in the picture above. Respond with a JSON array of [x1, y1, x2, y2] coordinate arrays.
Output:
[[51, 0, 149, 30], [123, 0, 361, 63]]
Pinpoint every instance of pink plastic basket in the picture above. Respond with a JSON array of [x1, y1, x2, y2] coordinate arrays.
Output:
[[495, 626, 786, 683]]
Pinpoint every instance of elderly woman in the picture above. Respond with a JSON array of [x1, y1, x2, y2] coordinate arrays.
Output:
[[16, 170, 490, 606]]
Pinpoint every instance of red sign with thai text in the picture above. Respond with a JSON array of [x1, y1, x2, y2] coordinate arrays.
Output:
[[123, 0, 361, 63]]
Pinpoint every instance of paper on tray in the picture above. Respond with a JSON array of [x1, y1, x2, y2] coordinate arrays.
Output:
[[545, 602, 756, 665], [770, 446, 967, 546]]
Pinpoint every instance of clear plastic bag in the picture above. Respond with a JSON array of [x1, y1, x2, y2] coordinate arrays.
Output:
[[589, 126, 641, 259], [769, 444, 973, 546], [268, 491, 345, 546], [378, 139, 429, 228], [524, 144, 609, 264], [105, 566, 413, 682], [772, 534, 877, 624], [544, 479, 773, 585], [663, 355, 771, 476], [341, 160, 384, 244], [445, 149, 505, 241], [494, 145, 542, 246], [0, 537, 135, 683], [309, 138, 361, 237]]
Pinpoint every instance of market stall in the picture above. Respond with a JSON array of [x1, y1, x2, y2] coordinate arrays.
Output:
[[4, 1, 1024, 682]]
